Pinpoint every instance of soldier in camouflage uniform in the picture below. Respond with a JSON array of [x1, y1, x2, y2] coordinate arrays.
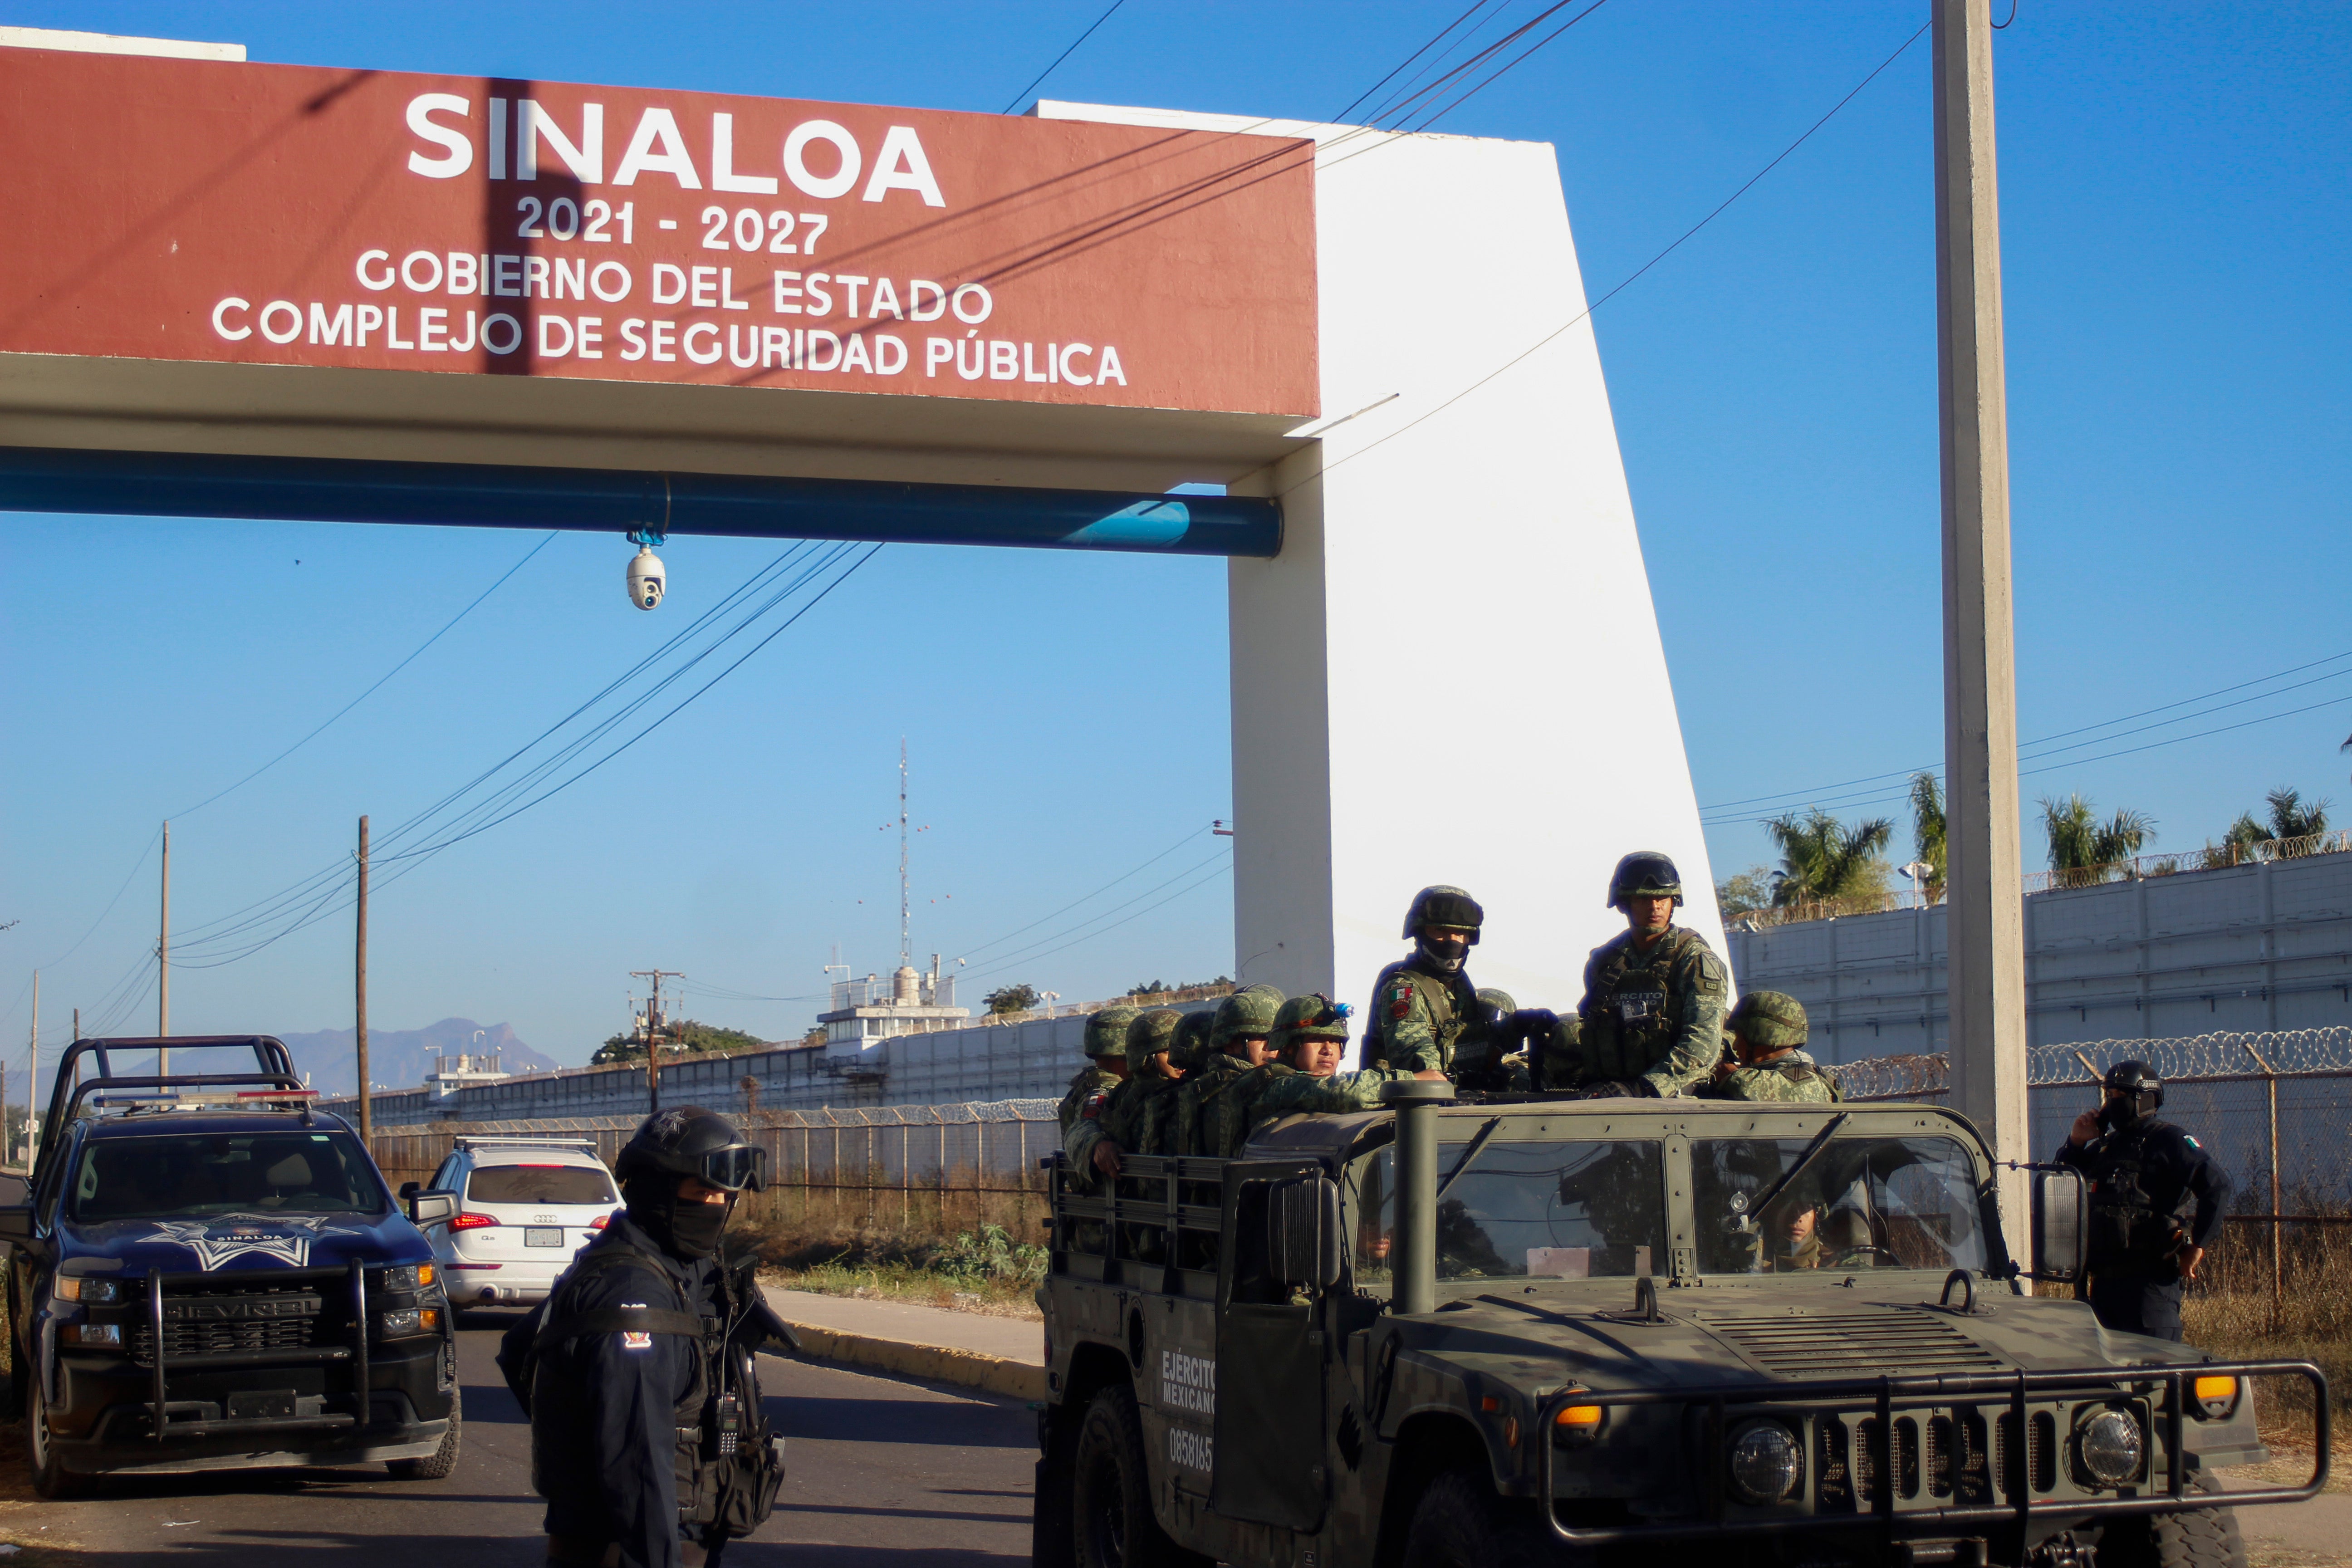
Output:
[[1240, 995, 1436, 1144], [1058, 1004, 1136, 1151], [1080, 1008, 1188, 1176], [1170, 1009, 1217, 1075], [1362, 886, 1553, 1080], [1544, 851, 1729, 1098], [1174, 986, 1283, 1156], [1704, 992, 1841, 1104], [1454, 987, 1535, 1093]]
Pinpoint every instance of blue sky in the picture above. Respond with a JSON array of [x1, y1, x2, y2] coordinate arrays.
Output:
[[2, 2, 2346, 1080]]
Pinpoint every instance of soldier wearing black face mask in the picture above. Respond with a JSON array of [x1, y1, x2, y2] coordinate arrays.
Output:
[[2054, 1061, 2231, 1342], [1361, 886, 1552, 1079], [498, 1107, 792, 1568]]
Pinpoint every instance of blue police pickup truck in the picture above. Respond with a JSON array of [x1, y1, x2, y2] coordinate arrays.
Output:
[[0, 1036, 461, 1495]]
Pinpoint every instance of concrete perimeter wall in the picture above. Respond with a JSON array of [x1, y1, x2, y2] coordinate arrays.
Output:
[[1730, 852, 2352, 1063]]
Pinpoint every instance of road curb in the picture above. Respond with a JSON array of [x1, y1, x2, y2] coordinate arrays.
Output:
[[777, 1318, 1048, 1402]]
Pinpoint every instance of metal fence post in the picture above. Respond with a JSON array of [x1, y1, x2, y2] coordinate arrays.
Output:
[[2242, 1042, 2283, 1328]]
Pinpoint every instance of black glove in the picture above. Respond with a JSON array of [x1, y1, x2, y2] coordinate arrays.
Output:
[[1582, 1077, 1657, 1100]]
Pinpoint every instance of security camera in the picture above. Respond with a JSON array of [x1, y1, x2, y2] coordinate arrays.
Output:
[[627, 545, 665, 610]]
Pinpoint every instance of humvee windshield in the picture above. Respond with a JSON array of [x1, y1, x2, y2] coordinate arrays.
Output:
[[1693, 1134, 1987, 1275], [70, 1132, 388, 1220], [1354, 1140, 1671, 1281]]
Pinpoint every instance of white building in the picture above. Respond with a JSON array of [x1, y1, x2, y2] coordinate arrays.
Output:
[[815, 957, 969, 1082]]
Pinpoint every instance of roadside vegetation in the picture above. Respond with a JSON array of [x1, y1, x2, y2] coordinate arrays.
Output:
[[734, 1215, 1047, 1317]]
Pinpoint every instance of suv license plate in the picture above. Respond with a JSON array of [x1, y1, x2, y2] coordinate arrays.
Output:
[[524, 1226, 565, 1248]]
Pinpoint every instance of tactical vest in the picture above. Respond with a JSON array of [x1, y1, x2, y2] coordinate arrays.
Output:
[[2083, 1122, 2184, 1273], [1176, 1055, 1251, 1156], [1103, 1074, 1182, 1156], [1582, 930, 1697, 1079], [1766, 1059, 1842, 1101], [515, 1240, 786, 1542], [1364, 958, 1475, 1072]]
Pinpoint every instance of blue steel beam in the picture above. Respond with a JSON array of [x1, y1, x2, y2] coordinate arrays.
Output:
[[0, 446, 1280, 557]]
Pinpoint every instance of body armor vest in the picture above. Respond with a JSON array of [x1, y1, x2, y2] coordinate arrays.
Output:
[[2084, 1122, 2184, 1273], [1364, 958, 1476, 1071], [1583, 931, 1691, 1079]]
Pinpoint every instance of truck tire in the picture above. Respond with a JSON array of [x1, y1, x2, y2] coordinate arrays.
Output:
[[25, 1356, 82, 1499], [1071, 1383, 1208, 1568], [2098, 1476, 2247, 1568], [387, 1385, 462, 1480], [1401, 1468, 1565, 1568]]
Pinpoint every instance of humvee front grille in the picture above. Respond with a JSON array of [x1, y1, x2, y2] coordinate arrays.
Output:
[[1705, 1312, 2004, 1377]]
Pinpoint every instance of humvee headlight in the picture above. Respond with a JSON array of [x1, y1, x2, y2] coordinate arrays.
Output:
[[2076, 1409, 2145, 1485], [2192, 1376, 2239, 1420], [1728, 1421, 1804, 1503]]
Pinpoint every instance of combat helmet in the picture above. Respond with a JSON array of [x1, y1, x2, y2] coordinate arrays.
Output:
[[1401, 885, 1483, 942], [1083, 1004, 1142, 1061], [1170, 1009, 1217, 1072], [1726, 991, 1808, 1053], [1210, 984, 1284, 1053], [615, 1105, 767, 1194], [1270, 993, 1352, 1057], [2100, 1059, 2164, 1123], [1607, 851, 1684, 909], [1126, 1007, 1184, 1071]]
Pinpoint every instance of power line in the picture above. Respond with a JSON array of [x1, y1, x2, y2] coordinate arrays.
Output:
[[1290, 19, 1933, 497], [1699, 650, 2352, 821], [169, 531, 559, 819], [959, 851, 1234, 985], [957, 845, 1235, 981], [952, 823, 1214, 961], [1002, 0, 1128, 115]]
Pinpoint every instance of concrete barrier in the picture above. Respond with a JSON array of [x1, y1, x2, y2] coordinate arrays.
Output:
[[774, 1317, 1047, 1402]]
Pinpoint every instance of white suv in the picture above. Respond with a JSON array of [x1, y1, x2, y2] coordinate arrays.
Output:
[[412, 1137, 619, 1307]]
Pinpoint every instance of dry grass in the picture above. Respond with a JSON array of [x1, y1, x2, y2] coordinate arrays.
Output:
[[2184, 1207, 2351, 1483], [728, 1176, 1049, 1319]]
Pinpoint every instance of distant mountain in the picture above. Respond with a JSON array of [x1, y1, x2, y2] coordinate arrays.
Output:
[[276, 1019, 561, 1097]]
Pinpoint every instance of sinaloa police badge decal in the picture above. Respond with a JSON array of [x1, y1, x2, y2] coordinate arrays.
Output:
[[138, 1213, 333, 1270]]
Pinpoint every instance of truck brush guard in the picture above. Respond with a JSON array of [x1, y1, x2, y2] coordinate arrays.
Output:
[[140, 1259, 376, 1442], [1535, 1361, 2329, 1545]]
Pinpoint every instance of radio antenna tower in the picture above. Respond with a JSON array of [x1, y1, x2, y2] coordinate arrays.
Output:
[[898, 738, 911, 973]]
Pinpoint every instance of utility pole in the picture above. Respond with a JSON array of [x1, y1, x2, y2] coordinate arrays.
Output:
[[157, 821, 170, 1072], [899, 740, 912, 975], [1934, 0, 2029, 1230], [632, 969, 684, 1113], [356, 816, 371, 1148], [25, 970, 34, 1170]]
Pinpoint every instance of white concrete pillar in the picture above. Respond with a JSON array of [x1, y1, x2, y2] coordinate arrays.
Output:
[[1045, 104, 1725, 1011]]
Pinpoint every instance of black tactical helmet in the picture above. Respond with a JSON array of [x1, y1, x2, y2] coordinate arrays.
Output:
[[1401, 885, 1483, 943], [1607, 851, 1684, 910], [615, 1105, 767, 1193], [2101, 1060, 2164, 1121]]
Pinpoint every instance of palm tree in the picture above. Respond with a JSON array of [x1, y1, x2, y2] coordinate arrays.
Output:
[[1764, 808, 1894, 907], [1909, 772, 1947, 902], [2040, 794, 2155, 883], [2264, 787, 2329, 841]]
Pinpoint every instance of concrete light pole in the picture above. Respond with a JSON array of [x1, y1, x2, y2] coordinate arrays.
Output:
[[1933, 0, 2030, 1223]]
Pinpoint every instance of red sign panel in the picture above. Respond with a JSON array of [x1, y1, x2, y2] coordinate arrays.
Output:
[[0, 49, 1318, 418]]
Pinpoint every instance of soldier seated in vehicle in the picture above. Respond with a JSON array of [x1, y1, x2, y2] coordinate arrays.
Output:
[[1542, 851, 1728, 1098], [1701, 992, 1841, 1103]]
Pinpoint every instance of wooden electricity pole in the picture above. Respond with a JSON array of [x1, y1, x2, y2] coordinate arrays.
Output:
[[356, 815, 372, 1148], [633, 969, 683, 1114], [1934, 0, 2029, 1221], [157, 822, 170, 1072]]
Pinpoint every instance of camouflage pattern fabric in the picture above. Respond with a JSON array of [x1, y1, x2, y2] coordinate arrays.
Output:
[[1210, 985, 1284, 1051], [1361, 957, 1481, 1076], [1270, 992, 1350, 1058], [1706, 1049, 1841, 1104], [1561, 924, 1729, 1097], [1244, 1062, 1416, 1136], [1126, 1007, 1184, 1070], [1194, 1061, 1298, 1159], [1083, 1004, 1142, 1061], [1098, 1072, 1181, 1158], [1726, 990, 1808, 1051], [1057, 1062, 1120, 1149], [1170, 1009, 1217, 1073], [1174, 1052, 1250, 1156]]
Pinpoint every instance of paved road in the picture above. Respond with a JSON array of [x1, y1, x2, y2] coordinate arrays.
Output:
[[2, 1312, 1035, 1565]]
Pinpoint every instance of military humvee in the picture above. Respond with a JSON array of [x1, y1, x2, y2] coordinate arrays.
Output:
[[1033, 1083, 2326, 1568]]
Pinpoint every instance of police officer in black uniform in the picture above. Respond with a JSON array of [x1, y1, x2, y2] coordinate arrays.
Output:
[[2055, 1061, 2231, 1342], [499, 1107, 791, 1568]]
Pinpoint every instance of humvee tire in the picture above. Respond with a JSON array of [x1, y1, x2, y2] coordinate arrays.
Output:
[[387, 1385, 462, 1480], [2099, 1476, 2248, 1568], [1401, 1468, 1564, 1568], [1071, 1382, 1210, 1568]]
